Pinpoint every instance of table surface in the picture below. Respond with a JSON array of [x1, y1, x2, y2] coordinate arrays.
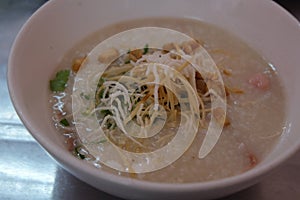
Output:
[[1, 1, 299, 199]]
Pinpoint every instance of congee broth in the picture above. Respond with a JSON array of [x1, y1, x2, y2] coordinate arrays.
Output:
[[49, 18, 285, 183]]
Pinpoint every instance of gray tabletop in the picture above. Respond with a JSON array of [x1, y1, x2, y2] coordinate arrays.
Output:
[[1, 1, 299, 199]]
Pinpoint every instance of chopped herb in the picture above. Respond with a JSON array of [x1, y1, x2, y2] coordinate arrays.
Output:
[[124, 60, 130, 64], [80, 92, 90, 100], [97, 139, 107, 144], [84, 95, 90, 100], [74, 146, 86, 159], [98, 89, 105, 99], [59, 118, 70, 126], [50, 69, 70, 92], [143, 44, 149, 54], [97, 77, 105, 88]]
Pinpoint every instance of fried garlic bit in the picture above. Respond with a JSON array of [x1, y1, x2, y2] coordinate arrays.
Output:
[[98, 48, 119, 63]]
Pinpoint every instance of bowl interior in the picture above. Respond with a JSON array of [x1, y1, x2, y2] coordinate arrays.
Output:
[[8, 0, 300, 199]]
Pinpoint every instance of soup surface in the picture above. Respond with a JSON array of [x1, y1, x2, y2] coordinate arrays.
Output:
[[49, 18, 285, 183]]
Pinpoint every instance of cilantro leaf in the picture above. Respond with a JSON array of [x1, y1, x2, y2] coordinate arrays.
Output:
[[59, 118, 70, 126], [50, 70, 70, 92], [143, 43, 149, 54]]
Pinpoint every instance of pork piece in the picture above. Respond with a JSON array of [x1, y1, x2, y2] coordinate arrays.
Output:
[[248, 73, 270, 90]]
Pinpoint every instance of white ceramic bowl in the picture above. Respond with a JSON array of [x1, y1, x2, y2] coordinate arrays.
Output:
[[8, 0, 300, 199]]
